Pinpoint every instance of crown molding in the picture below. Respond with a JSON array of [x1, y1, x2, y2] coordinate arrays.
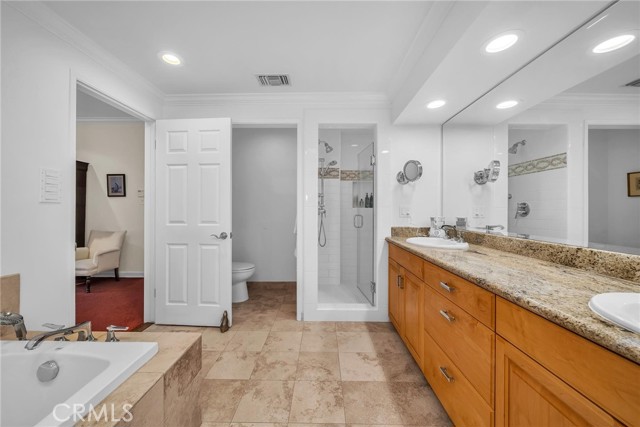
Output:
[[164, 92, 390, 109], [538, 92, 640, 107], [76, 117, 142, 123], [8, 1, 165, 102]]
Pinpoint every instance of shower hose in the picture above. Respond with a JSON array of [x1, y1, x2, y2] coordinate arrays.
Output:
[[318, 211, 327, 247]]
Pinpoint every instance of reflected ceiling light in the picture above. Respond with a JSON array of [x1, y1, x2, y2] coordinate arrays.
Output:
[[159, 51, 183, 65], [351, 144, 359, 147], [485, 32, 520, 53], [496, 100, 519, 109], [426, 100, 446, 109], [592, 35, 636, 53]]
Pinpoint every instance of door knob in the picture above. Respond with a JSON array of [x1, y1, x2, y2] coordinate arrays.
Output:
[[211, 232, 228, 240]]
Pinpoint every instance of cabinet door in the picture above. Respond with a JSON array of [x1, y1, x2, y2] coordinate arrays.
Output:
[[388, 260, 403, 333], [403, 271, 423, 364], [496, 336, 618, 427]]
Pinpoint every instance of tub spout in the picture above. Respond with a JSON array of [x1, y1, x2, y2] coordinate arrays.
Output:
[[25, 321, 96, 350]]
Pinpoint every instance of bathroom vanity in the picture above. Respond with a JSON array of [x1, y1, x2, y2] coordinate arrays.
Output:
[[387, 237, 640, 427]]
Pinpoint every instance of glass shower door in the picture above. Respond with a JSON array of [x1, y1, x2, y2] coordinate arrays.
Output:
[[356, 142, 375, 305]]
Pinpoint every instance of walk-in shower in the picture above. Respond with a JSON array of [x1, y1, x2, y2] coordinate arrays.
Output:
[[317, 128, 376, 306]]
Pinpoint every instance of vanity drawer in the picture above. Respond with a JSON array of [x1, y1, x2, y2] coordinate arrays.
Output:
[[423, 330, 493, 427], [497, 297, 640, 427], [423, 261, 494, 328], [424, 285, 494, 405], [389, 243, 423, 279]]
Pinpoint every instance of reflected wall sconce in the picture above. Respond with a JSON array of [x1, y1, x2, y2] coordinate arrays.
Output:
[[474, 160, 500, 185]]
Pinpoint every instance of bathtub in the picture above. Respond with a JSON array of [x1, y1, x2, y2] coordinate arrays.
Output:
[[0, 340, 158, 426]]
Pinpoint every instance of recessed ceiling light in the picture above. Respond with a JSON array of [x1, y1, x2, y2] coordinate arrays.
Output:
[[426, 100, 446, 109], [592, 35, 636, 53], [496, 100, 519, 109], [351, 144, 359, 147], [159, 51, 182, 66], [485, 32, 520, 53]]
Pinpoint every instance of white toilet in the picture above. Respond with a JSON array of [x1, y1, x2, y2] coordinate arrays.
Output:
[[232, 262, 255, 303]]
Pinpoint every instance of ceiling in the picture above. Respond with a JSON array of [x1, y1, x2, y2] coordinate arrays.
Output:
[[43, 1, 634, 125], [46, 1, 431, 95], [565, 55, 640, 94]]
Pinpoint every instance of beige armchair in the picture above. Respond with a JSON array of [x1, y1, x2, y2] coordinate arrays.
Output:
[[75, 230, 126, 293]]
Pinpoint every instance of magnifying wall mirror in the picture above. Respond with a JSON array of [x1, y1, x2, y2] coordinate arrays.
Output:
[[397, 160, 423, 185]]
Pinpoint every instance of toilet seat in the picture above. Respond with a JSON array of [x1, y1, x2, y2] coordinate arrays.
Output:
[[233, 262, 255, 272]]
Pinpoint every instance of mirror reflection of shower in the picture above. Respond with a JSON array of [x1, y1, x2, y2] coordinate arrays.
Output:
[[318, 147, 337, 247], [508, 139, 526, 154]]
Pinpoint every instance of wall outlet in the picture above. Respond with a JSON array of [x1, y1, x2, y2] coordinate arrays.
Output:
[[399, 206, 411, 218], [472, 206, 485, 218]]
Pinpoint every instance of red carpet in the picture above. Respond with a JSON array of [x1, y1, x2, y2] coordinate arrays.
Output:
[[76, 277, 144, 331]]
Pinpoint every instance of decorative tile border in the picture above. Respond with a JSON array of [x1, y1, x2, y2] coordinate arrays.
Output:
[[509, 152, 567, 177], [340, 170, 374, 181], [317, 167, 340, 179]]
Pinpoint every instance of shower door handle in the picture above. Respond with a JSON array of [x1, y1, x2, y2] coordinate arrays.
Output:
[[354, 214, 363, 229]]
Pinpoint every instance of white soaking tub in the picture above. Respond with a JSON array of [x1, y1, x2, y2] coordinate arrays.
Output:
[[0, 340, 157, 426]]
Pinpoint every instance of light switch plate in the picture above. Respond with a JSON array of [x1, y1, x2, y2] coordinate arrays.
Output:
[[399, 206, 411, 218]]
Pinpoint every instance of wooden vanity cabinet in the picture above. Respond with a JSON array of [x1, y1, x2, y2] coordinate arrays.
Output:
[[388, 242, 639, 427], [496, 297, 640, 427], [388, 244, 424, 364]]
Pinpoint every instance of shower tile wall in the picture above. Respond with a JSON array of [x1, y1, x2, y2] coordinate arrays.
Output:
[[318, 130, 341, 286]]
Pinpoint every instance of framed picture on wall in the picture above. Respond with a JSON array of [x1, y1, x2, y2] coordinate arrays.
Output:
[[107, 174, 126, 197], [628, 172, 640, 197]]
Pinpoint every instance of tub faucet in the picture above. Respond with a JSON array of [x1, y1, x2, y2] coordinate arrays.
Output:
[[0, 312, 27, 340], [25, 320, 96, 350]]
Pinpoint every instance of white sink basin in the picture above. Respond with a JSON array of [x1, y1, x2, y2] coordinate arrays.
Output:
[[406, 237, 469, 251], [589, 293, 640, 334]]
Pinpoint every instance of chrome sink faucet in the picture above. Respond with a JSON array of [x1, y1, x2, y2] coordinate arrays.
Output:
[[0, 312, 27, 340], [25, 320, 96, 350], [441, 225, 464, 243]]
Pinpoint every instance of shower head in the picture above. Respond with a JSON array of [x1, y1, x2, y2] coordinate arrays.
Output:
[[319, 140, 334, 153], [508, 139, 526, 154]]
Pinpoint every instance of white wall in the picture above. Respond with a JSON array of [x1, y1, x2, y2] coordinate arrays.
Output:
[[231, 128, 297, 281], [76, 121, 145, 274], [588, 128, 640, 254], [1, 4, 163, 327]]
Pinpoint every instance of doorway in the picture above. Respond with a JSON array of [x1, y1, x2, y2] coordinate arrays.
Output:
[[74, 86, 146, 330], [231, 125, 298, 316]]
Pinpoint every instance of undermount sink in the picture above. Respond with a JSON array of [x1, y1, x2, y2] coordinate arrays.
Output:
[[406, 237, 469, 251], [589, 293, 640, 334]]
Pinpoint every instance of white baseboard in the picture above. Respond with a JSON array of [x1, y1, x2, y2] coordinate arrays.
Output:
[[93, 271, 144, 278]]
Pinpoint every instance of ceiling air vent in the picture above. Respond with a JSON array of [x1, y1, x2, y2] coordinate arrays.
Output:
[[624, 78, 640, 88], [256, 74, 291, 87]]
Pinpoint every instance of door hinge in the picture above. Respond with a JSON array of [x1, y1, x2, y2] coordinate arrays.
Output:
[[154, 139, 157, 150], [154, 288, 156, 298], [370, 154, 376, 166], [370, 281, 376, 294]]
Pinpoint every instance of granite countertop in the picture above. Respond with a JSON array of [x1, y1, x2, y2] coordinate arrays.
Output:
[[386, 236, 640, 364]]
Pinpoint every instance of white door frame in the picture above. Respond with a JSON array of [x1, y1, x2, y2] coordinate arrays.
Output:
[[231, 119, 303, 321], [69, 75, 157, 324]]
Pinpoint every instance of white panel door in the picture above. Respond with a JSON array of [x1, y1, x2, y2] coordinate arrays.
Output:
[[155, 118, 232, 326]]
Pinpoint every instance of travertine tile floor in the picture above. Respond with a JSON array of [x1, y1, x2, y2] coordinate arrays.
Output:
[[147, 284, 452, 427]]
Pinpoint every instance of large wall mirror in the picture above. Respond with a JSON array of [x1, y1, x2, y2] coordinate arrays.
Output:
[[442, 0, 640, 255]]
